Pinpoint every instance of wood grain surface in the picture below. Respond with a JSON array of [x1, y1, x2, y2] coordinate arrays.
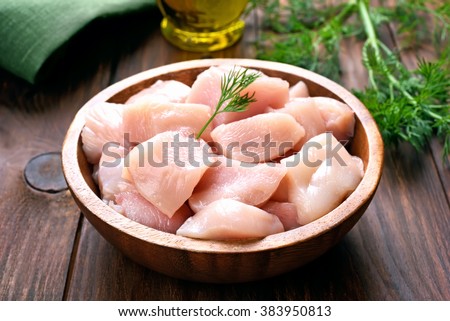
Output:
[[1, 7, 448, 300]]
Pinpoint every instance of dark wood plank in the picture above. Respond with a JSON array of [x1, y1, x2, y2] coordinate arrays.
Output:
[[0, 81, 102, 300], [430, 139, 450, 201], [350, 143, 450, 300], [0, 24, 117, 300], [339, 38, 368, 90]]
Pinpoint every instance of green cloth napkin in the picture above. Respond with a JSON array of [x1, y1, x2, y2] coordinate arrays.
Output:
[[0, 0, 156, 84]]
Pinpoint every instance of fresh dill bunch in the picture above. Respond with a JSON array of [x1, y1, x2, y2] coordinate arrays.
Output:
[[354, 59, 450, 156], [355, 0, 449, 157], [196, 68, 261, 139]]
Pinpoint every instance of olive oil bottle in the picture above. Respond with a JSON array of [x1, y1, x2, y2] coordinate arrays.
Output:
[[157, 0, 249, 52]]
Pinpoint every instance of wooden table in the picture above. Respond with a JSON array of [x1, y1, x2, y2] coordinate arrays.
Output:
[[1, 8, 449, 301]]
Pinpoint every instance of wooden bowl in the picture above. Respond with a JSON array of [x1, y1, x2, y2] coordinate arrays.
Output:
[[62, 59, 384, 283]]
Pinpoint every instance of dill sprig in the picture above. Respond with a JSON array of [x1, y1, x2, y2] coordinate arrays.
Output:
[[253, 0, 450, 158], [196, 67, 261, 139]]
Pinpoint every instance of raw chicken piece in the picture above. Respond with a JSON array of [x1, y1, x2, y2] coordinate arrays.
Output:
[[122, 99, 212, 143], [232, 76, 290, 122], [97, 143, 129, 202], [281, 133, 364, 225], [177, 199, 284, 240], [186, 65, 289, 127], [125, 80, 191, 104], [211, 113, 305, 162], [116, 190, 192, 233], [189, 156, 287, 212], [185, 65, 230, 121], [289, 80, 309, 99], [270, 175, 289, 202], [314, 97, 355, 142], [277, 97, 355, 149], [81, 102, 124, 164], [124, 131, 213, 217], [260, 201, 300, 230], [277, 98, 326, 151]]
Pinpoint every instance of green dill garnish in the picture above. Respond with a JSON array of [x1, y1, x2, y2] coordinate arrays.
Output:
[[196, 67, 261, 139]]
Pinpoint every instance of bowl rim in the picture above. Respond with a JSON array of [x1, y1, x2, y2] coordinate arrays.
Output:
[[62, 58, 384, 254]]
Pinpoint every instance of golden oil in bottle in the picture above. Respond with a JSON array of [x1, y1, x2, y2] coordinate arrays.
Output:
[[157, 0, 249, 52]]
